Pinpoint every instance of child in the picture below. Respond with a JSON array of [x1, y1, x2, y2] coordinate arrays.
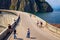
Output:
[[14, 29, 17, 39], [27, 28, 30, 38]]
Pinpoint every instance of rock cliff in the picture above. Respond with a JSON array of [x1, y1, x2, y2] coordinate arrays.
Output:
[[11, 0, 53, 13]]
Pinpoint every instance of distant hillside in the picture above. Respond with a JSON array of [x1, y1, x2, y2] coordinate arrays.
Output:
[[11, 0, 53, 13], [0, 0, 53, 13]]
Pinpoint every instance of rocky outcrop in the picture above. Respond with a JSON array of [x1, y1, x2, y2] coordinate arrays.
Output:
[[0, 0, 53, 13], [20, 0, 53, 12], [35, 0, 53, 12]]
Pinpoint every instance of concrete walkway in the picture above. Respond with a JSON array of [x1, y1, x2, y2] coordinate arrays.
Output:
[[7, 11, 60, 40], [0, 12, 18, 33]]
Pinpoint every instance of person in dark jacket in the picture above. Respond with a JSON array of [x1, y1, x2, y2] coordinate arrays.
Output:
[[27, 28, 30, 38], [8, 24, 12, 33], [40, 22, 43, 27], [14, 29, 17, 39]]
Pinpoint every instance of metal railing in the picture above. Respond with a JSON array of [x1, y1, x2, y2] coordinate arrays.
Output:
[[0, 9, 20, 40]]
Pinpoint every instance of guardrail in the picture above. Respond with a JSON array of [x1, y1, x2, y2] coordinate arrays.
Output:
[[0, 10, 20, 40], [47, 24, 60, 35]]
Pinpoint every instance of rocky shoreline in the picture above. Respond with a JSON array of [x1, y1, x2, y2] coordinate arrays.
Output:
[[51, 24, 60, 28]]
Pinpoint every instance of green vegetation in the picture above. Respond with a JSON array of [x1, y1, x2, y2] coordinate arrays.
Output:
[[10, 0, 53, 13]]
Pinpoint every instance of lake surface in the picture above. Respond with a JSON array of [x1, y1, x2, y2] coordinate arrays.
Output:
[[35, 11, 60, 24], [34, 0, 60, 24]]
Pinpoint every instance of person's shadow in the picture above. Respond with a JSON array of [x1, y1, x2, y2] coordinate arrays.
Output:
[[30, 37, 36, 39], [16, 38, 23, 40]]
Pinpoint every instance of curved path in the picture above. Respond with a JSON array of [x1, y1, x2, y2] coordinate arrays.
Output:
[[0, 11, 18, 33], [0, 10, 60, 40]]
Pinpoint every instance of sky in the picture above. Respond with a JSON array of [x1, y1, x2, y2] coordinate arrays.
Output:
[[46, 0, 60, 10]]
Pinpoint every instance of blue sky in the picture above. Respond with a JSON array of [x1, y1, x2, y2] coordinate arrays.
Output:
[[46, 0, 60, 9]]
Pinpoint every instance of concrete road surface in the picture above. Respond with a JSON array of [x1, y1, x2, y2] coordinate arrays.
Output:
[[0, 12, 18, 33], [7, 11, 60, 40]]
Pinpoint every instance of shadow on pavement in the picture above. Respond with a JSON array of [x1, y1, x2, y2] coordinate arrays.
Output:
[[16, 38, 23, 40], [30, 37, 36, 39]]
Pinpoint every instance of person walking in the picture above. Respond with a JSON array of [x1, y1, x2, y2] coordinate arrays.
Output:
[[27, 28, 30, 38], [8, 24, 12, 33], [14, 29, 17, 39], [37, 21, 39, 26], [40, 22, 43, 27]]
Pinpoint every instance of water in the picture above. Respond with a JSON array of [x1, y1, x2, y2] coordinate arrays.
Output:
[[35, 11, 60, 24], [34, 0, 60, 24]]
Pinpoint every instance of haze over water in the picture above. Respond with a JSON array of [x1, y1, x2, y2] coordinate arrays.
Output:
[[46, 0, 60, 11]]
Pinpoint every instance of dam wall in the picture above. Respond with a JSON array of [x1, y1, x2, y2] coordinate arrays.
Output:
[[0, 10, 20, 40]]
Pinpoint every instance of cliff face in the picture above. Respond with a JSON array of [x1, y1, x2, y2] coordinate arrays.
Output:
[[11, 0, 53, 13], [35, 0, 53, 12]]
